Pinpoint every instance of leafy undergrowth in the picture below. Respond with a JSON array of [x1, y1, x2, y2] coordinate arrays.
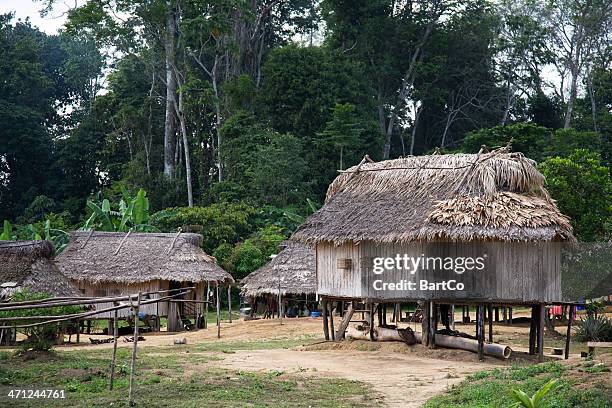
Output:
[[425, 360, 611, 408], [0, 347, 378, 407]]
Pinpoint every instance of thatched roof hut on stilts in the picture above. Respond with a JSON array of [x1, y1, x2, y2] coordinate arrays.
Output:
[[57, 231, 234, 333], [241, 241, 316, 318], [292, 147, 575, 360]]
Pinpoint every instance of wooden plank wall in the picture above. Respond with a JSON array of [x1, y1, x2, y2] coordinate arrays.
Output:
[[317, 242, 362, 298], [318, 241, 562, 303], [74, 280, 168, 319]]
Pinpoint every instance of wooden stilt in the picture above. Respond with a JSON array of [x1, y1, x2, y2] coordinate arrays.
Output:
[[477, 305, 484, 361], [509, 307, 513, 325], [204, 282, 209, 329], [565, 305, 575, 359], [429, 302, 437, 349], [495, 307, 499, 322], [109, 305, 119, 390], [322, 299, 330, 340], [529, 305, 537, 355], [369, 303, 375, 341], [128, 293, 141, 406], [450, 304, 455, 331], [336, 301, 354, 340], [503, 306, 507, 323], [537, 304, 545, 362], [216, 283, 221, 339], [329, 301, 335, 341], [227, 285, 232, 323], [488, 304, 493, 343], [422, 302, 430, 346], [377, 303, 383, 327]]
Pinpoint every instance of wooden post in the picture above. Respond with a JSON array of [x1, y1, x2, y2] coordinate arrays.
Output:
[[428, 302, 437, 349], [565, 305, 575, 359], [128, 293, 141, 406], [495, 307, 499, 322], [377, 303, 383, 327], [529, 305, 537, 355], [369, 303, 375, 341], [335, 301, 354, 340], [204, 282, 209, 329], [216, 283, 221, 339], [422, 302, 430, 346], [109, 304, 119, 390], [322, 299, 329, 341], [329, 301, 335, 341], [477, 305, 484, 361], [487, 304, 493, 343], [503, 307, 507, 323], [537, 304, 545, 362], [76, 319, 80, 344], [508, 307, 513, 325], [450, 304, 455, 331], [227, 285, 232, 324]]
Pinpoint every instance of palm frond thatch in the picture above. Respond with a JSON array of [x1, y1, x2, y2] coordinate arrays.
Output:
[[241, 241, 315, 297], [292, 149, 574, 244], [0, 240, 80, 299], [57, 231, 234, 285]]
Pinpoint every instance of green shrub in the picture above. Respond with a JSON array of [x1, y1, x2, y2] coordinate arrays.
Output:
[[575, 315, 612, 342]]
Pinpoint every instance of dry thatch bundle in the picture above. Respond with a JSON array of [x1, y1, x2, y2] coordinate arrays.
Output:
[[57, 232, 234, 285], [0, 240, 80, 300], [240, 241, 315, 297], [292, 149, 574, 244]]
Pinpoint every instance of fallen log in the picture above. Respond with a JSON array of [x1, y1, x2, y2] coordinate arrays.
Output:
[[346, 325, 511, 359]]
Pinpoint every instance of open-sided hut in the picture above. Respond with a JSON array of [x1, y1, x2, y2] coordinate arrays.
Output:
[[57, 231, 234, 331], [0, 240, 80, 301], [292, 148, 575, 359], [241, 241, 316, 317]]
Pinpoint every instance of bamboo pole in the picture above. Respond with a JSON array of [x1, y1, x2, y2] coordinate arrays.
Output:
[[0, 289, 193, 330], [109, 304, 119, 390], [216, 283, 221, 339], [0, 288, 196, 311], [128, 293, 141, 406]]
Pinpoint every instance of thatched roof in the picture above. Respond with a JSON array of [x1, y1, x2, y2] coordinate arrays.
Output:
[[292, 149, 574, 244], [0, 241, 80, 299], [241, 241, 316, 297], [57, 232, 234, 285]]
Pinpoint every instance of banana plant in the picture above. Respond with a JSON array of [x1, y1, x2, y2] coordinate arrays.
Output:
[[511, 379, 559, 408], [81, 188, 157, 232]]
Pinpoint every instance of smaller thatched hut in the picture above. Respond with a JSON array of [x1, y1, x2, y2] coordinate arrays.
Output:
[[0, 240, 80, 301], [241, 241, 316, 317], [57, 231, 234, 331]]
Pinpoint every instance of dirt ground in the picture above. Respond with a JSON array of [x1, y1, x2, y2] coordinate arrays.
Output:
[[48, 313, 587, 407]]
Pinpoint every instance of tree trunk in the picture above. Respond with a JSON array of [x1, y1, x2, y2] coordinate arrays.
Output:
[[563, 24, 584, 130], [177, 91, 193, 207], [163, 1, 177, 179]]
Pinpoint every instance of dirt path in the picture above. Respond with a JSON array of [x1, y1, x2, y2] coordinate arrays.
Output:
[[214, 348, 496, 408]]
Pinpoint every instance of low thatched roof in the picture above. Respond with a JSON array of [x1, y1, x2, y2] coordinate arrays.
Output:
[[0, 241, 80, 300], [241, 241, 316, 297], [57, 232, 234, 285], [292, 148, 574, 244]]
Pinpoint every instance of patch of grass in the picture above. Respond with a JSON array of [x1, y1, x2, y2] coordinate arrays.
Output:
[[425, 361, 610, 408], [0, 346, 379, 407]]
